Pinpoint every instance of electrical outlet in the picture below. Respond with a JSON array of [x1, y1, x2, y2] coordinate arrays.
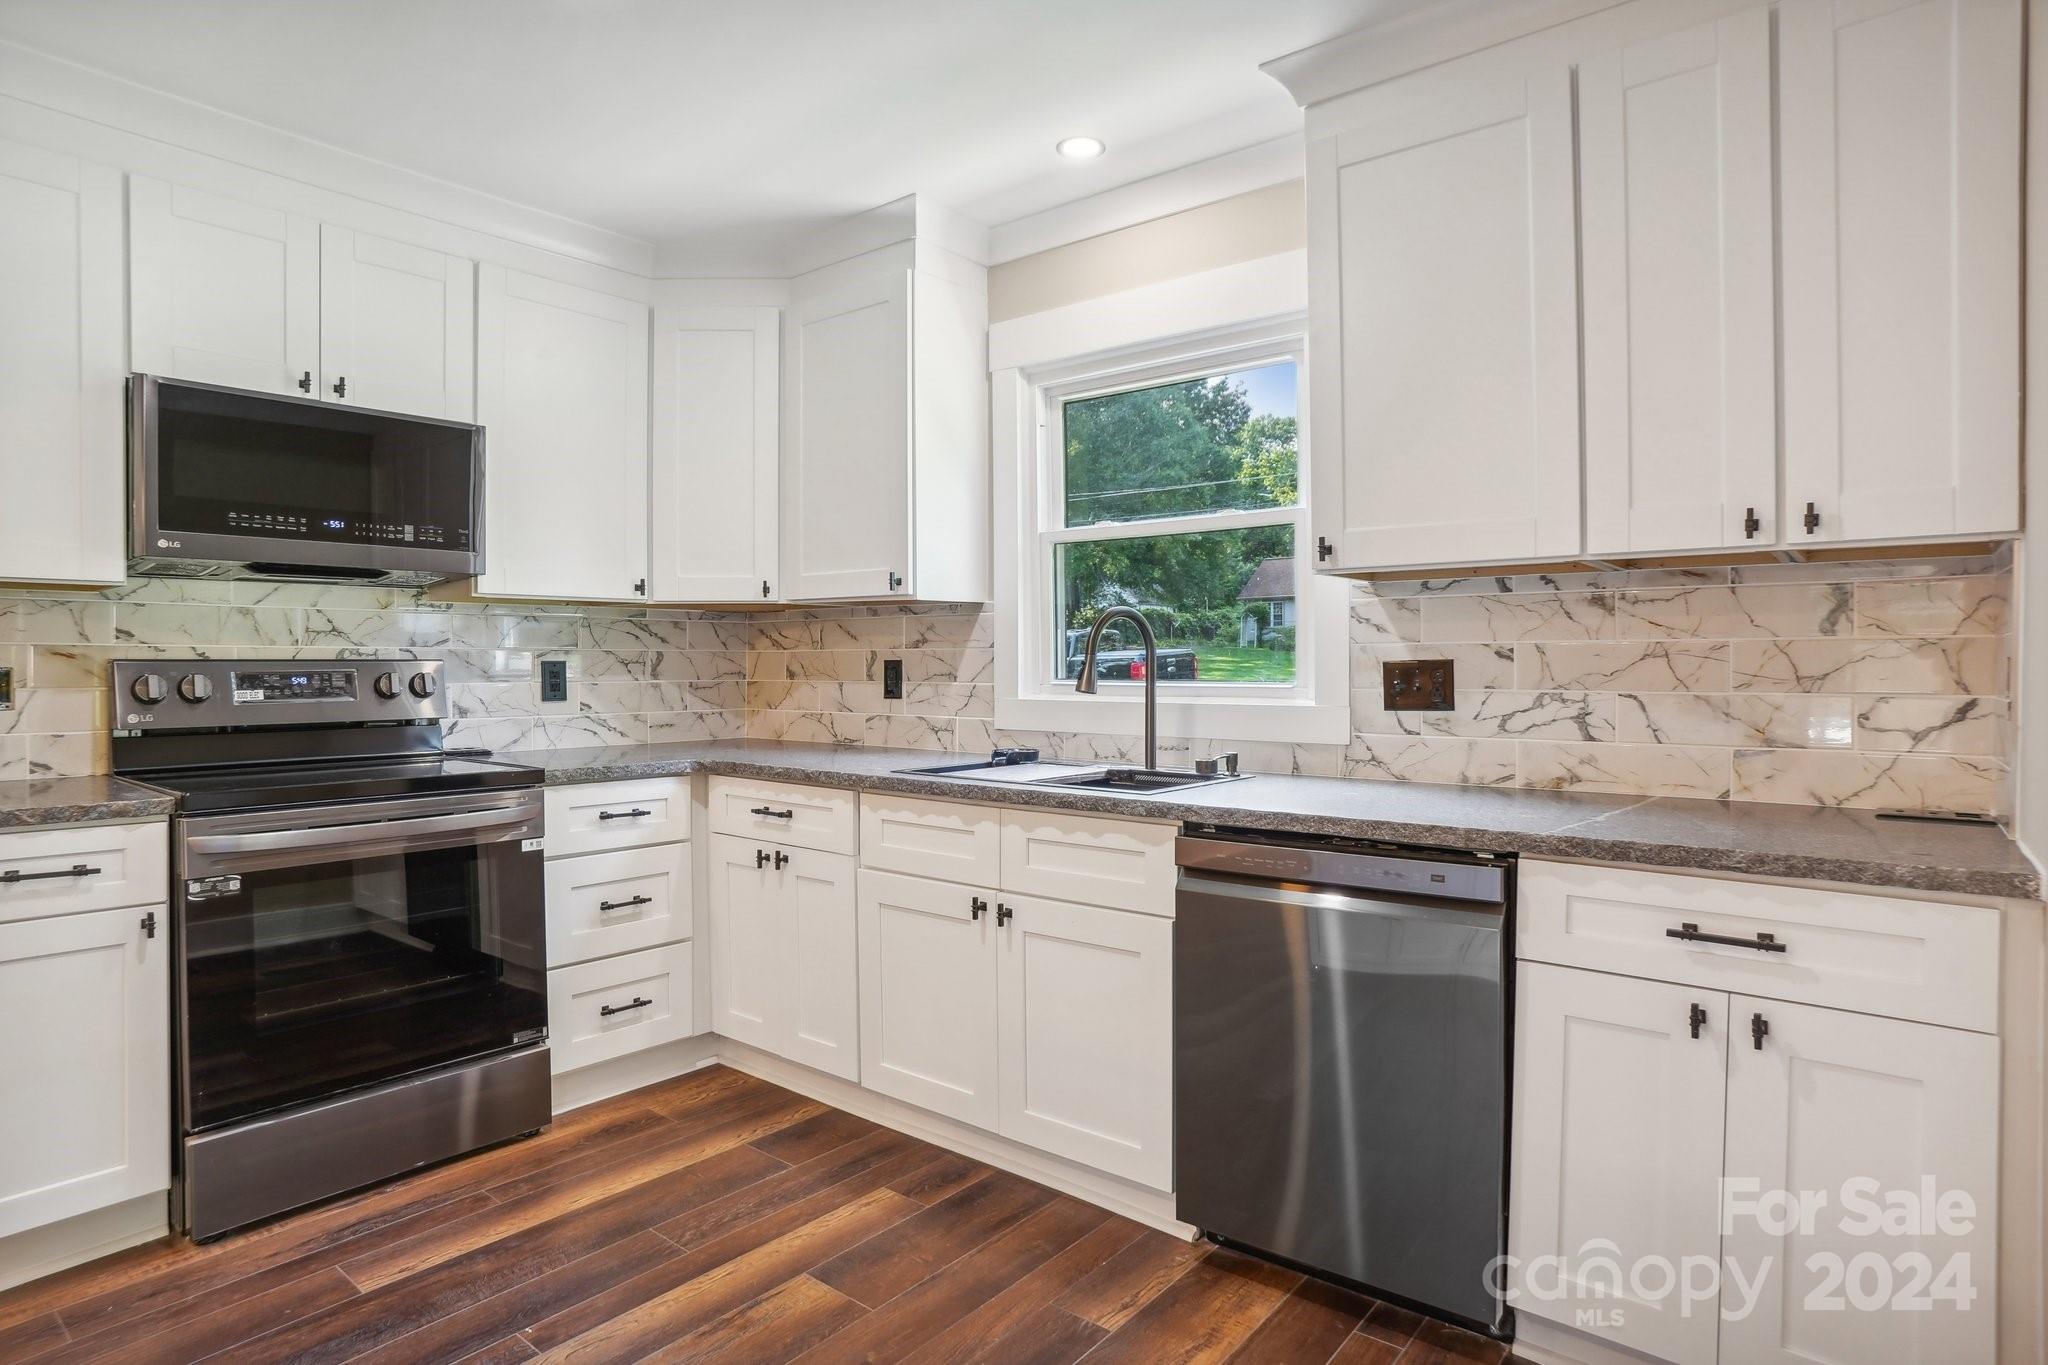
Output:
[[539, 658, 569, 704], [882, 658, 904, 700], [1382, 658, 1454, 711], [0, 665, 11, 711]]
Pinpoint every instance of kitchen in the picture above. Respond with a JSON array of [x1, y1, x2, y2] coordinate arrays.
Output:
[[0, 0, 2040, 1362]]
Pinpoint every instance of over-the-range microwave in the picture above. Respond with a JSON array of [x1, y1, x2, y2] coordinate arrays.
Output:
[[129, 374, 485, 586]]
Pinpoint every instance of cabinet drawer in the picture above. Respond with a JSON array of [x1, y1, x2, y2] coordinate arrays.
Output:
[[999, 809, 1177, 918], [859, 793, 1000, 885], [0, 822, 168, 924], [544, 843, 692, 967], [708, 777, 855, 854], [546, 941, 694, 1074], [1518, 860, 2001, 1033], [544, 778, 690, 858]]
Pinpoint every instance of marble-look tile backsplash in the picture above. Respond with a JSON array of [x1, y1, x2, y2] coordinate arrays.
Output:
[[744, 551, 2016, 818], [0, 578, 748, 779], [0, 550, 2016, 818]]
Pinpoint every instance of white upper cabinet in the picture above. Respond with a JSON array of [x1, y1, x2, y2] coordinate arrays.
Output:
[[1581, 8, 1776, 555], [130, 175, 320, 398], [318, 225, 475, 421], [785, 271, 913, 601], [649, 305, 779, 602], [0, 140, 125, 585], [1307, 56, 1580, 571], [473, 265, 649, 603], [1779, 0, 2021, 543], [782, 240, 989, 603]]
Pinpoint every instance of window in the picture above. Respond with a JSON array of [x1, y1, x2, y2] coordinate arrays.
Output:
[[1052, 360, 1302, 687], [993, 304, 1347, 747]]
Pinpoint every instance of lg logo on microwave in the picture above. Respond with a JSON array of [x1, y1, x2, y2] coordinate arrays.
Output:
[[155, 538, 182, 549]]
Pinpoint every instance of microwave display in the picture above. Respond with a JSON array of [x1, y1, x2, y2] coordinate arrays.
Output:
[[143, 381, 478, 554]]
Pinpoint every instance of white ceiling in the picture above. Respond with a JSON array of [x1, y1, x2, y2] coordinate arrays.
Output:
[[0, 0, 1421, 272]]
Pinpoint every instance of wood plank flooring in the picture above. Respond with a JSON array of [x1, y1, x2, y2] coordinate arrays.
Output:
[[0, 1066, 1530, 1364]]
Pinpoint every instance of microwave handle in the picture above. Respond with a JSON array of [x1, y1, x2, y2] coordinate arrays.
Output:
[[187, 804, 534, 859]]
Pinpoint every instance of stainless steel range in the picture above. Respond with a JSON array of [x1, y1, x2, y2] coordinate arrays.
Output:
[[111, 658, 551, 1241]]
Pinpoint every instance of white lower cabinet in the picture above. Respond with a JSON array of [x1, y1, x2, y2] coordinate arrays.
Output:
[[1510, 963, 1729, 1365], [855, 868, 999, 1129], [995, 894, 1172, 1189], [0, 904, 169, 1239], [1719, 997, 1997, 1365], [543, 780, 695, 1076], [1514, 931, 1999, 1364], [707, 833, 860, 1082], [546, 942, 694, 1074]]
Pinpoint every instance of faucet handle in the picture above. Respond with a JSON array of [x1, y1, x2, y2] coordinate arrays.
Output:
[[1194, 751, 1240, 777]]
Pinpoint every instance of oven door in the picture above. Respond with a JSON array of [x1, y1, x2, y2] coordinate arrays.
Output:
[[175, 789, 545, 1133]]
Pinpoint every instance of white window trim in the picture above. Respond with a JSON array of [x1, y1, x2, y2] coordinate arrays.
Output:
[[989, 249, 1347, 747]]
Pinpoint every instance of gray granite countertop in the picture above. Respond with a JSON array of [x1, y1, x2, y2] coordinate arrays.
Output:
[[517, 740, 2042, 901], [0, 775, 177, 829]]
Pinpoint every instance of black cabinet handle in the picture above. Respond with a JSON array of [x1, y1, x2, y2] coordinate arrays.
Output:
[[142, 911, 157, 940], [332, 375, 347, 398], [297, 370, 312, 393], [597, 808, 651, 821], [1, 863, 101, 884], [1803, 501, 1821, 534], [762, 580, 772, 598], [755, 848, 770, 869], [1751, 1012, 1770, 1050], [970, 896, 988, 921], [996, 902, 1013, 927], [1315, 535, 1334, 561], [773, 849, 790, 870], [750, 806, 794, 820], [600, 996, 653, 1018], [1743, 507, 1761, 539], [1666, 922, 1785, 954], [599, 895, 653, 913], [1688, 1002, 1707, 1039]]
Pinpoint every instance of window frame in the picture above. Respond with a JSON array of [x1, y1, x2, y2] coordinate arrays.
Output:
[[993, 309, 1349, 747]]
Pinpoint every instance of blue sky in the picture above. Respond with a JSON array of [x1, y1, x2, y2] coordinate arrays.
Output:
[[1231, 360, 1298, 421]]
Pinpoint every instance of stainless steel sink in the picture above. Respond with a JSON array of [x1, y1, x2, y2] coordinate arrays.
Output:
[[1027, 767, 1245, 793]]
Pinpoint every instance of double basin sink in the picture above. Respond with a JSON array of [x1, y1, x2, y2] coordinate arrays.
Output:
[[894, 758, 1245, 793]]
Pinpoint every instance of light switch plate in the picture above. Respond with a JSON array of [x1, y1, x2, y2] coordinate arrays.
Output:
[[1382, 658, 1454, 711]]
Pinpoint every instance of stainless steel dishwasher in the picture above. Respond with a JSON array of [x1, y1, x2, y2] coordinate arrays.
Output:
[[1174, 827, 1511, 1335]]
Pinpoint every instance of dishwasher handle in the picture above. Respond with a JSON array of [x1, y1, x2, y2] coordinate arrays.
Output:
[[1177, 871, 1506, 926]]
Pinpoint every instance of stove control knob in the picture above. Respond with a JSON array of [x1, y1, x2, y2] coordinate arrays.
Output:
[[177, 674, 214, 704], [374, 671, 402, 700], [408, 671, 439, 700], [130, 673, 169, 705]]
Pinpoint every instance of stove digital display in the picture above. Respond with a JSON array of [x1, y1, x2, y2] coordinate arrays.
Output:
[[229, 669, 358, 703]]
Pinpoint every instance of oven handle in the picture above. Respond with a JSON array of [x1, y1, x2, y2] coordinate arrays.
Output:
[[187, 804, 536, 859]]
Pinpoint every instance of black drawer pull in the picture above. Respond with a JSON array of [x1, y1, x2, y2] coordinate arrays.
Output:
[[750, 806, 795, 820], [597, 808, 651, 821], [1666, 922, 1785, 954], [600, 996, 653, 1018], [599, 895, 653, 913], [1, 863, 101, 884]]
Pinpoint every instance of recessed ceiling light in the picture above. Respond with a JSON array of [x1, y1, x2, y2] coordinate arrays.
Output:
[[1056, 136, 1106, 160]]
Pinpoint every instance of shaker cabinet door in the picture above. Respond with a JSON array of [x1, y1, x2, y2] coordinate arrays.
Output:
[[1779, 0, 2021, 543], [473, 264, 649, 601], [1508, 963, 1728, 1365], [1308, 59, 1579, 571], [1580, 7, 1776, 555], [129, 175, 320, 398], [319, 224, 475, 421], [0, 907, 169, 1238], [855, 868, 998, 1130], [0, 140, 125, 584]]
